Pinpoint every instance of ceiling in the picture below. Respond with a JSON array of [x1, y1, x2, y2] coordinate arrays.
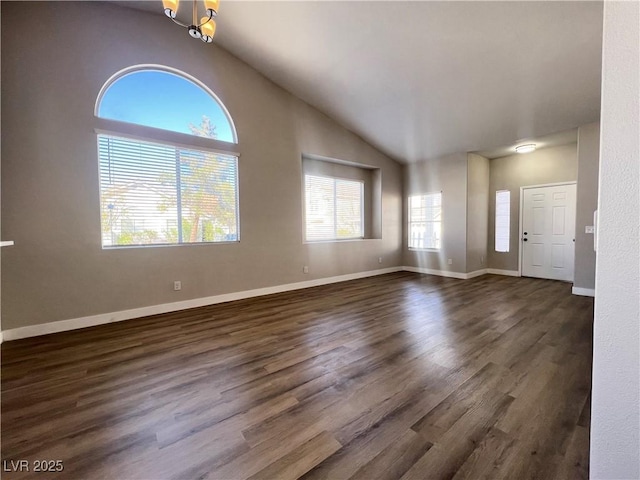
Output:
[[476, 127, 578, 159], [123, 1, 604, 163]]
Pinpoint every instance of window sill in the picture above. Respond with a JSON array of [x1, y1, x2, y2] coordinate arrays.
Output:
[[304, 238, 368, 244], [408, 247, 440, 252], [102, 240, 240, 250]]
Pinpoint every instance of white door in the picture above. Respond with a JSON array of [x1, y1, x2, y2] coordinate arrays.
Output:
[[521, 183, 576, 281]]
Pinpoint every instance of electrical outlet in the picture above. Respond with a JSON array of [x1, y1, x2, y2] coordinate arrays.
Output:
[[585, 225, 595, 234], [173, 280, 181, 291], [303, 266, 309, 274], [378, 257, 383, 264], [447, 259, 453, 265]]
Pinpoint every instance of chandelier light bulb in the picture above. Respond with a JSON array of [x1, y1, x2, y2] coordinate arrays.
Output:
[[204, 0, 220, 18], [162, 0, 179, 18], [200, 17, 216, 42]]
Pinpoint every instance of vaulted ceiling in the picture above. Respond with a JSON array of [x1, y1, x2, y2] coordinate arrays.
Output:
[[127, 1, 604, 163]]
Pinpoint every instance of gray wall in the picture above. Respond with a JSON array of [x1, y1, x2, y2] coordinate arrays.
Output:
[[403, 153, 468, 273], [573, 122, 600, 290], [487, 144, 578, 272], [0, 2, 403, 330], [466, 154, 490, 273]]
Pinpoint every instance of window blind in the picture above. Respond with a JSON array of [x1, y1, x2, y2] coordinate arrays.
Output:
[[305, 175, 363, 241], [495, 190, 510, 252], [408, 193, 442, 249], [98, 134, 238, 247]]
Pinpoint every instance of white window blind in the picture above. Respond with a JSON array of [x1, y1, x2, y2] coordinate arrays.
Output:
[[305, 175, 363, 241], [495, 190, 510, 252], [408, 193, 442, 249], [98, 134, 239, 247]]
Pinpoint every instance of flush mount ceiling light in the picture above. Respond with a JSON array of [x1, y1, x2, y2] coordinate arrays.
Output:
[[162, 0, 219, 43], [515, 144, 536, 154]]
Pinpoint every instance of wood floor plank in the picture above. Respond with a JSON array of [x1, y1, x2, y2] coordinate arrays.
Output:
[[450, 427, 517, 480], [211, 423, 326, 479], [400, 390, 515, 480], [555, 424, 590, 480], [247, 431, 342, 480], [1, 272, 593, 479], [300, 391, 443, 480], [348, 428, 433, 480]]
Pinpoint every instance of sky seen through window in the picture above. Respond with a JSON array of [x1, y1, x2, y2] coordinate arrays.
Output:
[[98, 70, 235, 143]]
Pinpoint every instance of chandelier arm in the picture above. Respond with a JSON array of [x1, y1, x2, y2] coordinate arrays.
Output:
[[169, 16, 190, 28], [196, 16, 213, 27]]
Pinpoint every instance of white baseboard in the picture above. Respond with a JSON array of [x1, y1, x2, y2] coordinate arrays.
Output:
[[1, 267, 403, 342], [402, 267, 515, 280], [572, 286, 595, 297], [487, 269, 520, 277], [402, 266, 468, 279], [466, 269, 489, 279]]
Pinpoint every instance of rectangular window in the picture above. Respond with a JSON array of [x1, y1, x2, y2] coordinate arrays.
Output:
[[98, 134, 239, 247], [408, 193, 442, 250], [304, 174, 364, 241], [495, 190, 510, 252]]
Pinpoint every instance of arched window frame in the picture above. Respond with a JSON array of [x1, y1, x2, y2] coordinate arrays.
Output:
[[95, 65, 241, 248], [95, 64, 239, 154]]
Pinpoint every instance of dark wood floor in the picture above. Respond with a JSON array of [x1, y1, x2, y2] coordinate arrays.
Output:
[[1, 272, 592, 480]]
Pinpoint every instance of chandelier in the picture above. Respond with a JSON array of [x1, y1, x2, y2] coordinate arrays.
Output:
[[162, 0, 220, 43]]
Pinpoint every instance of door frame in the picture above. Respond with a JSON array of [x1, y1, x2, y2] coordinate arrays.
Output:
[[518, 181, 577, 277]]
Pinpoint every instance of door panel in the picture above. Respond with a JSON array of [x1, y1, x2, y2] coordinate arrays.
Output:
[[532, 243, 544, 266], [522, 184, 576, 281], [533, 207, 545, 234], [552, 244, 565, 268], [552, 206, 566, 235]]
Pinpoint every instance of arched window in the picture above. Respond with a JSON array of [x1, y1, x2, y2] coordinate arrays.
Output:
[[97, 68, 237, 143], [95, 66, 239, 248]]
